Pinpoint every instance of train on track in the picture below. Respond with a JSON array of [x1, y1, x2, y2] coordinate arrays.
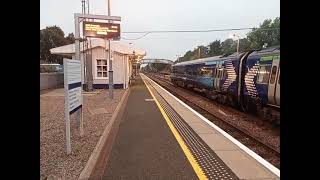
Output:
[[170, 47, 280, 123]]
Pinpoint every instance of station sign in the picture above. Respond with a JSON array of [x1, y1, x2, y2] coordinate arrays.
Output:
[[83, 21, 120, 39], [63, 58, 83, 154], [64, 59, 82, 114]]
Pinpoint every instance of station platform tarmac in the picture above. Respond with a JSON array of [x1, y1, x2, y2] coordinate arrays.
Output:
[[102, 74, 280, 180]]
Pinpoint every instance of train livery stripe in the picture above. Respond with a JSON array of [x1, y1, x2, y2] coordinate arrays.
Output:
[[222, 61, 237, 91], [244, 62, 260, 98], [141, 75, 208, 180]]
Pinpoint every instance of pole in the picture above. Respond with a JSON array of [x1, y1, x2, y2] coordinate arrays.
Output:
[[237, 37, 240, 53], [64, 59, 71, 154], [107, 0, 113, 99], [75, 15, 80, 61], [74, 14, 84, 138]]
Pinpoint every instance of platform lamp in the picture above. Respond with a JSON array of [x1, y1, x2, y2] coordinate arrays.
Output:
[[133, 50, 136, 76]]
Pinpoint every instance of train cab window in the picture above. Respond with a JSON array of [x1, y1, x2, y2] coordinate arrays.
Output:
[[256, 65, 271, 84], [270, 66, 277, 84]]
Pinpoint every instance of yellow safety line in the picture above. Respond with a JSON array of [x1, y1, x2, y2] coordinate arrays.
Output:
[[141, 75, 207, 180]]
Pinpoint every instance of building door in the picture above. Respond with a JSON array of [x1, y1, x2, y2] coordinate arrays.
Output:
[[267, 55, 280, 106]]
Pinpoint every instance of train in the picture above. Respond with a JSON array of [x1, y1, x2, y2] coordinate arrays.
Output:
[[170, 47, 280, 123]]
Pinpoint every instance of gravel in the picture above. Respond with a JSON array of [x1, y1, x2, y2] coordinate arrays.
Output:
[[40, 89, 125, 180]]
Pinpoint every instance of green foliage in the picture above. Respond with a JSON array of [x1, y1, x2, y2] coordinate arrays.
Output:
[[208, 40, 222, 56], [40, 26, 75, 64], [65, 33, 75, 44], [247, 17, 280, 49], [178, 17, 280, 62]]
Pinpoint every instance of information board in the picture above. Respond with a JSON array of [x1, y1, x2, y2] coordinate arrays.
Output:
[[83, 21, 120, 39], [63, 58, 83, 154], [64, 59, 82, 113]]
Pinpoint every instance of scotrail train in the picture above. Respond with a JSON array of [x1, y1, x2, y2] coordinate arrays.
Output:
[[170, 47, 280, 123]]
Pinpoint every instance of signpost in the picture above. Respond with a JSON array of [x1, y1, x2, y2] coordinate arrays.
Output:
[[64, 58, 83, 155]]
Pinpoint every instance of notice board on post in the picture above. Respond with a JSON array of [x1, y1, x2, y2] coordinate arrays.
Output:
[[63, 58, 83, 154], [64, 59, 82, 113], [83, 21, 120, 40]]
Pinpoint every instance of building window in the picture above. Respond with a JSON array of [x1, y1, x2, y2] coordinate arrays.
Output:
[[257, 65, 271, 84], [97, 59, 108, 77]]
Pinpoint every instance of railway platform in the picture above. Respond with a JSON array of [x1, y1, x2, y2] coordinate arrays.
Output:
[[102, 73, 280, 180]]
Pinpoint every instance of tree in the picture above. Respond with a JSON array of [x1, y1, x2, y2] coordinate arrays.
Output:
[[247, 18, 280, 49], [239, 38, 251, 52], [208, 40, 222, 56], [221, 38, 236, 55], [179, 50, 193, 62], [40, 26, 69, 64], [65, 33, 75, 44], [178, 17, 279, 63]]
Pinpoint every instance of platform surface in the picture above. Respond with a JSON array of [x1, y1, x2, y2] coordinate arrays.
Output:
[[102, 74, 280, 180], [102, 76, 198, 179]]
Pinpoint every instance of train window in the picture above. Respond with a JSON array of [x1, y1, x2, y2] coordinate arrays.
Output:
[[270, 66, 277, 84], [200, 67, 212, 77], [256, 65, 271, 84]]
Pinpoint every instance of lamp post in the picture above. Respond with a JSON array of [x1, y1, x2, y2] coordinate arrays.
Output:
[[107, 0, 113, 99], [230, 33, 240, 53]]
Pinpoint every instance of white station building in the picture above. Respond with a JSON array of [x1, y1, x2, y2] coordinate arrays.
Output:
[[50, 38, 146, 89]]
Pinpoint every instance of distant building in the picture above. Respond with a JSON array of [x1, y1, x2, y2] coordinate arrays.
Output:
[[50, 38, 146, 89]]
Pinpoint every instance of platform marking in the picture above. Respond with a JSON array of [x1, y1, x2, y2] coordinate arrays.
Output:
[[142, 76, 208, 180], [144, 98, 155, 101], [141, 73, 280, 178]]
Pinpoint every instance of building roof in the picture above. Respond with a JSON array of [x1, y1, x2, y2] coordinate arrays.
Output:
[[50, 38, 146, 56]]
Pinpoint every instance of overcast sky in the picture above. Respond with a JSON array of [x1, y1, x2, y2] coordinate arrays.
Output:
[[40, 0, 280, 60]]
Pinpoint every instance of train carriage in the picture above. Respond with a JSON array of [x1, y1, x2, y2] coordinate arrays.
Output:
[[171, 47, 280, 123], [241, 48, 280, 117]]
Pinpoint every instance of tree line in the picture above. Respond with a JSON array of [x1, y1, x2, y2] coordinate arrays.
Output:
[[40, 26, 76, 64], [177, 17, 279, 63]]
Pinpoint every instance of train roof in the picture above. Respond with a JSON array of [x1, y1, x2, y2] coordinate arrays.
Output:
[[173, 52, 242, 67], [249, 47, 280, 56]]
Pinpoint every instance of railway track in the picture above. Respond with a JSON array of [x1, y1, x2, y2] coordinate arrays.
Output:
[[145, 73, 280, 169]]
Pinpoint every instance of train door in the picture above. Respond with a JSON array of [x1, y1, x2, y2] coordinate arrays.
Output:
[[267, 55, 280, 106], [275, 64, 280, 106], [214, 61, 221, 90]]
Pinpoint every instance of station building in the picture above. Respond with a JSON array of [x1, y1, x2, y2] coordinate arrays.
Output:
[[50, 38, 146, 89]]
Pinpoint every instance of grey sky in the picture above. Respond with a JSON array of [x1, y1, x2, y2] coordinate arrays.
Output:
[[40, 0, 280, 60]]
